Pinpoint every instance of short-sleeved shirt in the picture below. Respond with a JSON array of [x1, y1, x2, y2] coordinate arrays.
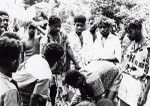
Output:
[[80, 61, 119, 97], [13, 55, 53, 105], [122, 38, 150, 78], [0, 73, 22, 106], [91, 32, 122, 62], [118, 38, 150, 106]]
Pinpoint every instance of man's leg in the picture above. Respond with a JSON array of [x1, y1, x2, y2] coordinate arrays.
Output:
[[50, 84, 57, 106]]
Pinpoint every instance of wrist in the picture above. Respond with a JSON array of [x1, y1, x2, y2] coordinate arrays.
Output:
[[36, 25, 40, 28]]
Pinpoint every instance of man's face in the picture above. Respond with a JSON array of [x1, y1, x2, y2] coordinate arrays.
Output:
[[127, 28, 139, 41], [75, 22, 85, 34], [98, 23, 110, 37], [49, 23, 61, 35], [0, 15, 9, 33], [28, 26, 36, 37], [3, 15, 9, 31]]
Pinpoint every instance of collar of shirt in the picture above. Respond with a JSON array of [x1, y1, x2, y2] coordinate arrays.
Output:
[[47, 32, 62, 43], [0, 72, 13, 82], [72, 31, 83, 39], [130, 37, 148, 51], [101, 33, 115, 40]]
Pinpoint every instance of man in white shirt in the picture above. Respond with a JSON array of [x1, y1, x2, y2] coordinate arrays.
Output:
[[89, 16, 121, 63], [13, 43, 64, 106], [80, 16, 121, 103], [67, 15, 93, 68]]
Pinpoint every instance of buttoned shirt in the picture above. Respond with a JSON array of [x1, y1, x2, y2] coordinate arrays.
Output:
[[118, 38, 150, 106], [122, 38, 150, 79], [91, 32, 121, 62]]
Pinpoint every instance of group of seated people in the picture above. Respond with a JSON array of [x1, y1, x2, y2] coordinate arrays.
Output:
[[0, 10, 150, 106]]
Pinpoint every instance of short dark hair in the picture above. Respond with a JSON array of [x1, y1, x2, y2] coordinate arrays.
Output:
[[65, 70, 83, 86], [28, 25, 36, 29], [0, 32, 21, 67], [0, 11, 9, 17], [48, 15, 61, 26], [98, 22, 111, 28], [98, 17, 112, 28], [125, 20, 142, 33], [129, 21, 142, 30], [43, 43, 64, 62], [74, 15, 86, 24]]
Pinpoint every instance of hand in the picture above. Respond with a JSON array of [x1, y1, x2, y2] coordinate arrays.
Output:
[[137, 93, 147, 106], [30, 20, 38, 28], [93, 17, 100, 26]]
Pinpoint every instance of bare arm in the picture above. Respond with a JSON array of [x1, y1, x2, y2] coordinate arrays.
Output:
[[35, 25, 47, 35], [67, 46, 80, 70], [138, 48, 150, 106], [138, 77, 150, 106], [30, 20, 47, 35]]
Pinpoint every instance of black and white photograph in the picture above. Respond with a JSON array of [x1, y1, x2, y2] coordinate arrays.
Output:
[[0, 0, 150, 106]]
